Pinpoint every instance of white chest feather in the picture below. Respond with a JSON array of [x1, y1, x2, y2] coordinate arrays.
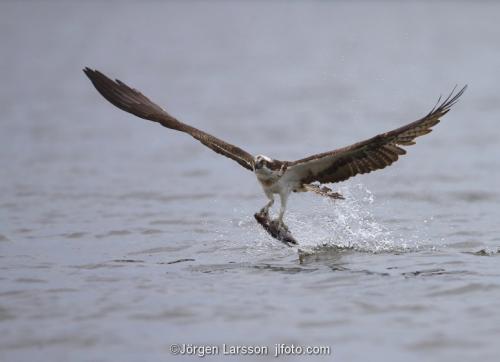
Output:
[[255, 168, 292, 195]]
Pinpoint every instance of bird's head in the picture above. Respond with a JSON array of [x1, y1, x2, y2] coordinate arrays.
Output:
[[254, 154, 274, 170]]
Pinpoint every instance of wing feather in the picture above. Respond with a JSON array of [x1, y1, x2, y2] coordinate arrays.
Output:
[[285, 86, 466, 184], [83, 68, 255, 171]]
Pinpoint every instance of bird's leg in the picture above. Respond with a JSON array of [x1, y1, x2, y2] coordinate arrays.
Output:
[[259, 194, 274, 216], [277, 193, 288, 228]]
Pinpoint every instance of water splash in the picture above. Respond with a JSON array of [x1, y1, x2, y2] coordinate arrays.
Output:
[[282, 183, 405, 252], [222, 184, 425, 254]]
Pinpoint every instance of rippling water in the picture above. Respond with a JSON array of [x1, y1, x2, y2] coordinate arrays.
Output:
[[1, 2, 500, 361]]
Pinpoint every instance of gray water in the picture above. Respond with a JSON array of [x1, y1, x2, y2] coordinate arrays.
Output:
[[1, 2, 500, 361]]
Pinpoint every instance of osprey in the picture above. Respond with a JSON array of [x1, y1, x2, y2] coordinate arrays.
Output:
[[84, 68, 466, 233]]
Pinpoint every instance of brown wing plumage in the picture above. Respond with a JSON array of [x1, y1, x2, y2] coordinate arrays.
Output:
[[83, 68, 255, 171], [286, 86, 467, 185]]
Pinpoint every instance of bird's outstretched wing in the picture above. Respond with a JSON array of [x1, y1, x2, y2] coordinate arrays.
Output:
[[285, 86, 467, 185], [83, 68, 255, 171]]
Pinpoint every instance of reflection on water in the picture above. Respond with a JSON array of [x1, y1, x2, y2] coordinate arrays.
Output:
[[1, 1, 500, 362]]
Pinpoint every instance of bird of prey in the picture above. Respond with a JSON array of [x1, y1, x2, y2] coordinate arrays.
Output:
[[84, 67, 466, 236]]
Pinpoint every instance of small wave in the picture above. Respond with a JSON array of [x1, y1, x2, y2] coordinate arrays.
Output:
[[464, 248, 500, 256], [118, 191, 215, 202], [449, 190, 498, 203], [427, 283, 500, 297], [60, 232, 87, 239], [95, 229, 132, 239]]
